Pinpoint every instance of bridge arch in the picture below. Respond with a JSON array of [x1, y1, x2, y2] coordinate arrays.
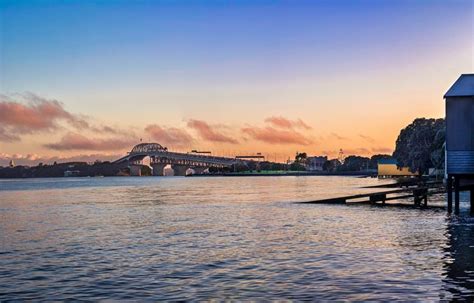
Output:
[[131, 143, 168, 154]]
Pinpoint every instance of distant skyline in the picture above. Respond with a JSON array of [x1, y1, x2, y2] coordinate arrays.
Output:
[[0, 0, 473, 165]]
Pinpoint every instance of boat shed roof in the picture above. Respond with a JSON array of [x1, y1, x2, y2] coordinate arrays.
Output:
[[444, 74, 474, 98]]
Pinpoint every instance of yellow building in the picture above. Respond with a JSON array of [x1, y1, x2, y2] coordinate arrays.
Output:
[[377, 159, 417, 177]]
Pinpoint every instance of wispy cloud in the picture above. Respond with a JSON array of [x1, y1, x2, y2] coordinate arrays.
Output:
[[330, 133, 349, 141], [0, 128, 20, 142], [242, 126, 312, 145], [187, 119, 238, 144], [359, 134, 376, 143], [44, 132, 136, 151], [0, 93, 89, 139], [264, 116, 312, 130], [145, 124, 194, 148]]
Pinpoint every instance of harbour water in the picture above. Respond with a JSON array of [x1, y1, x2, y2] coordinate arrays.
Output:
[[1, 176, 473, 301]]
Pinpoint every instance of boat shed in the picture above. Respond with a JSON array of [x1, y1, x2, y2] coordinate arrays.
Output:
[[444, 74, 474, 214]]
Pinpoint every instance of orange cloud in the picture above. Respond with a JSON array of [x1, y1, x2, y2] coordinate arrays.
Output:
[[145, 124, 193, 148], [44, 132, 136, 151], [264, 116, 311, 130], [242, 126, 312, 145], [187, 119, 238, 144]]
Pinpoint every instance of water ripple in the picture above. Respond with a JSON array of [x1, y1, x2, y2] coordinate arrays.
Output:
[[0, 176, 473, 300]]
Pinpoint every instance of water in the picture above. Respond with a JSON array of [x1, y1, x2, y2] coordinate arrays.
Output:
[[1, 176, 473, 301]]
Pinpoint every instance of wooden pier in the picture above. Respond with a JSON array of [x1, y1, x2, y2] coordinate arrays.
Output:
[[300, 186, 445, 208], [446, 176, 474, 214]]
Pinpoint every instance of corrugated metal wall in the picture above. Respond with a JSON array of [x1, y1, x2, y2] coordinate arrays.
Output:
[[446, 96, 474, 174], [447, 151, 474, 174]]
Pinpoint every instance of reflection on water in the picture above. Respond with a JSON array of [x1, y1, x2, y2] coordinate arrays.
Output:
[[443, 212, 474, 301], [0, 176, 473, 300]]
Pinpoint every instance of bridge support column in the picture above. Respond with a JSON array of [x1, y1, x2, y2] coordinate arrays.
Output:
[[152, 163, 166, 176], [130, 165, 142, 176], [173, 165, 189, 176], [191, 167, 208, 175]]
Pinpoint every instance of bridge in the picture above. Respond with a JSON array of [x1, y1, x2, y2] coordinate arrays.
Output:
[[113, 143, 245, 176]]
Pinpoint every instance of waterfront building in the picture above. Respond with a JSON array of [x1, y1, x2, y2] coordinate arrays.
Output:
[[307, 156, 328, 171], [64, 170, 80, 177], [444, 74, 474, 213], [377, 158, 417, 177]]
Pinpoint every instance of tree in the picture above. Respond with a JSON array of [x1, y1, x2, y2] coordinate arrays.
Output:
[[393, 118, 445, 175], [295, 152, 307, 163], [339, 155, 370, 171], [289, 162, 306, 171], [323, 159, 341, 172], [231, 163, 249, 172], [247, 161, 257, 171], [430, 127, 446, 171]]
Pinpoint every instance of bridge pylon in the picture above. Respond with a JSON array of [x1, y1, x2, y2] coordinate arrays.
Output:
[[152, 163, 167, 176], [172, 165, 189, 176]]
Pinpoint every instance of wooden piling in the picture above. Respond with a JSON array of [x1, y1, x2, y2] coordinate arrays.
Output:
[[471, 189, 474, 215], [454, 176, 460, 214], [447, 175, 453, 213]]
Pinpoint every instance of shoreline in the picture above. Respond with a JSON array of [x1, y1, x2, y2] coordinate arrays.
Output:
[[188, 171, 377, 177]]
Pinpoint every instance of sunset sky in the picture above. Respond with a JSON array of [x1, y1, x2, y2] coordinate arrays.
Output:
[[0, 0, 472, 165]]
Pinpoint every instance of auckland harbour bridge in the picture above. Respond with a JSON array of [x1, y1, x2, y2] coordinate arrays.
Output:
[[113, 143, 249, 176]]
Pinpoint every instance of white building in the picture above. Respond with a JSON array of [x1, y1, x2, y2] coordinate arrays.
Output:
[[307, 156, 328, 171]]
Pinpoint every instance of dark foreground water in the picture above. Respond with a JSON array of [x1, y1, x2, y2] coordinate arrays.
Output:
[[1, 176, 473, 301]]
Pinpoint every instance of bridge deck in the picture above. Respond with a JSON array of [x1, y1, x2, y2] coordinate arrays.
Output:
[[113, 151, 242, 166]]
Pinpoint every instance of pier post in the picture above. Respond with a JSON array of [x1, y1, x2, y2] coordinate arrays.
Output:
[[446, 175, 453, 213], [454, 176, 460, 215], [471, 189, 474, 215], [447, 175, 453, 213]]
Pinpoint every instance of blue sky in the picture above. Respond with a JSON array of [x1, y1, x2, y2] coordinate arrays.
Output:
[[0, 0, 472, 161]]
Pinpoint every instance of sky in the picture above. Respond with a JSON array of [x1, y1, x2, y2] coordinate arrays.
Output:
[[0, 0, 472, 165]]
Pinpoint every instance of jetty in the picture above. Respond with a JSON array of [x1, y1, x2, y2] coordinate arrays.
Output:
[[299, 186, 445, 209]]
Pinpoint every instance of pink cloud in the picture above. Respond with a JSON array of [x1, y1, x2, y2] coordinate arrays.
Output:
[[187, 119, 238, 144], [242, 126, 312, 145], [0, 94, 137, 144], [0, 128, 20, 142], [0, 94, 89, 135], [264, 116, 312, 130], [44, 132, 136, 151], [145, 124, 194, 148]]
